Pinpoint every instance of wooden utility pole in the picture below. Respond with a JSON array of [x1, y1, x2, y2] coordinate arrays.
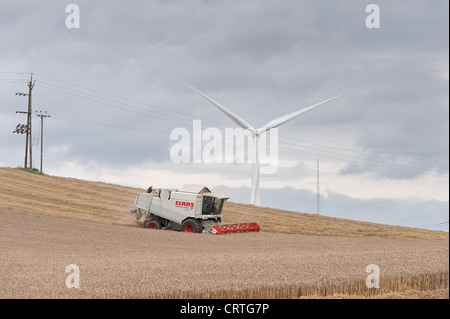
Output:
[[27, 74, 35, 169], [15, 73, 35, 169], [36, 111, 50, 174]]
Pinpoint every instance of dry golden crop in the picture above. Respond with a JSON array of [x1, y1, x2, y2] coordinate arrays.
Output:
[[0, 167, 448, 299], [0, 208, 448, 299], [0, 167, 447, 240]]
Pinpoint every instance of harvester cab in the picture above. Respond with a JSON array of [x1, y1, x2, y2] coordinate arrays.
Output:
[[129, 184, 260, 234]]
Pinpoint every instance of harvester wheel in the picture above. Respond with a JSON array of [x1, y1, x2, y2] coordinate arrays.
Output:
[[181, 219, 202, 233], [147, 220, 162, 230]]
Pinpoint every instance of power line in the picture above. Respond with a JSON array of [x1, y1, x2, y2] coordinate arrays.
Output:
[[0, 79, 23, 83], [51, 116, 170, 134], [279, 135, 448, 170], [34, 73, 232, 126], [415, 221, 449, 228], [21, 73, 448, 177], [32, 74, 450, 156], [36, 80, 185, 121], [36, 82, 194, 129], [275, 142, 447, 177], [51, 112, 445, 179]]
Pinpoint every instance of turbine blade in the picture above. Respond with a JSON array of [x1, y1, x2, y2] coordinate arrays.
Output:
[[260, 95, 343, 133], [178, 78, 255, 132]]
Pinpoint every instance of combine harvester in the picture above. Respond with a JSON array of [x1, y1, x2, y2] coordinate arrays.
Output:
[[129, 184, 260, 235]]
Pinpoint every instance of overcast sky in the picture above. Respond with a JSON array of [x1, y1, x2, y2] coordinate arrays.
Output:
[[0, 0, 448, 231]]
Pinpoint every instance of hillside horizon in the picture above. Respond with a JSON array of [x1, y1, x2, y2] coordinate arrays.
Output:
[[0, 167, 447, 240]]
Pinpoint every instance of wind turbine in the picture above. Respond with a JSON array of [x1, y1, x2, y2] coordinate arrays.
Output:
[[179, 78, 342, 206]]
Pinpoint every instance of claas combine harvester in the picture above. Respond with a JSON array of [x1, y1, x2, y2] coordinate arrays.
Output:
[[129, 184, 260, 234]]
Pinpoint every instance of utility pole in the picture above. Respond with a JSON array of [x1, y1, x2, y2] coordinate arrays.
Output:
[[15, 73, 35, 169], [27, 74, 35, 169], [316, 159, 320, 215], [35, 111, 50, 174]]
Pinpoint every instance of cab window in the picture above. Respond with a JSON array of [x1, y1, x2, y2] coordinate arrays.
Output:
[[202, 196, 224, 215]]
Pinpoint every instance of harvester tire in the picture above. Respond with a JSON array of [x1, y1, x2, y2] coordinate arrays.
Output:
[[147, 220, 162, 230], [181, 219, 202, 233]]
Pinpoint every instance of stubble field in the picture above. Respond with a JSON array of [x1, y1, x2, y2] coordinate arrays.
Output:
[[0, 167, 448, 298]]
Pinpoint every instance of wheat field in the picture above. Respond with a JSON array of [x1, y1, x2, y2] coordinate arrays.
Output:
[[0, 167, 448, 299], [0, 167, 447, 240]]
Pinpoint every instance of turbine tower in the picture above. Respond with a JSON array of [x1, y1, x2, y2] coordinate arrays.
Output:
[[179, 78, 342, 206]]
